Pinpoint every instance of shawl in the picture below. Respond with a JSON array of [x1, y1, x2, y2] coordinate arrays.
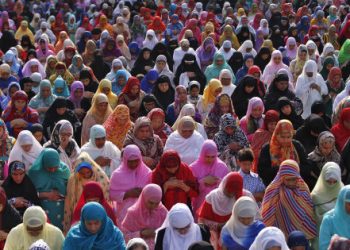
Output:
[[68, 55, 90, 79], [261, 160, 317, 239], [113, 69, 129, 95], [3, 50, 20, 75], [122, 183, 168, 232], [103, 103, 132, 149], [106, 59, 131, 86], [140, 69, 159, 94], [152, 75, 175, 111], [157, 203, 202, 250], [327, 67, 343, 91], [269, 120, 299, 166], [142, 29, 159, 50], [218, 40, 235, 61], [221, 197, 264, 249], [205, 172, 244, 217], [64, 202, 126, 249], [84, 92, 113, 125], [237, 40, 257, 57], [196, 37, 217, 70], [338, 39, 350, 66], [308, 132, 341, 170], [240, 97, 265, 135], [8, 130, 43, 170], [72, 181, 116, 226], [109, 145, 151, 202], [55, 31, 69, 54], [249, 227, 290, 250], [285, 37, 298, 60], [28, 80, 56, 110], [331, 108, 350, 152], [116, 35, 131, 61], [311, 162, 343, 224]]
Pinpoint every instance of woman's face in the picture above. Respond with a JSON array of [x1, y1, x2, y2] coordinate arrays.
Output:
[[178, 89, 188, 102], [273, 56, 282, 64], [79, 167, 93, 179], [215, 57, 224, 66], [102, 87, 110, 95], [174, 223, 191, 235], [136, 126, 151, 140], [158, 82, 169, 93], [281, 105, 292, 115], [97, 102, 108, 113], [277, 130, 293, 146], [151, 115, 163, 130], [81, 78, 91, 86], [214, 87, 222, 97], [244, 85, 254, 94], [245, 58, 254, 68], [156, 60, 166, 71], [251, 106, 263, 118], [15, 100, 26, 110], [145, 199, 160, 210], [85, 220, 102, 234], [26, 225, 44, 237], [180, 127, 194, 139], [30, 64, 39, 73], [74, 88, 83, 99], [0, 71, 10, 80], [144, 101, 156, 112], [326, 178, 337, 186], [33, 131, 43, 143], [283, 176, 298, 189], [307, 48, 315, 55], [276, 80, 289, 91], [76, 58, 83, 67], [333, 74, 341, 83], [204, 154, 216, 165], [56, 107, 66, 115], [130, 85, 140, 95], [117, 76, 126, 86], [21, 144, 32, 153], [94, 137, 106, 149], [238, 216, 254, 226], [143, 51, 151, 60], [11, 169, 25, 184], [127, 159, 140, 170], [267, 121, 277, 133], [320, 141, 334, 156], [220, 103, 230, 114]]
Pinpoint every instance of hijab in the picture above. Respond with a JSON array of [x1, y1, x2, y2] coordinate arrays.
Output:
[[249, 227, 289, 250], [331, 107, 350, 152]]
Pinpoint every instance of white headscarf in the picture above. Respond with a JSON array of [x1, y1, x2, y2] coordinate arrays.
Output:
[[142, 29, 159, 50], [8, 130, 43, 171], [238, 40, 257, 57], [158, 203, 202, 250], [249, 227, 289, 250], [219, 40, 236, 61], [222, 197, 259, 245]]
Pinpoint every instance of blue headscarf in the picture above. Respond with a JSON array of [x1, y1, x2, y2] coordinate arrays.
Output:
[[235, 53, 255, 82], [63, 202, 126, 250], [112, 69, 129, 95], [140, 69, 159, 94], [1, 81, 21, 110], [52, 76, 70, 97], [77, 31, 92, 54], [287, 231, 310, 250], [89, 124, 106, 147], [128, 42, 140, 57], [3, 50, 20, 74]]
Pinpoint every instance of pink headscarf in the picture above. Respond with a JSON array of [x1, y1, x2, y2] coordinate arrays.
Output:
[[261, 50, 291, 86], [285, 37, 298, 60], [21, 58, 46, 78], [245, 97, 265, 119], [122, 183, 168, 231], [109, 145, 151, 202]]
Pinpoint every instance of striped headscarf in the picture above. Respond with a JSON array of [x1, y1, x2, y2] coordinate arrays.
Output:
[[262, 160, 317, 239]]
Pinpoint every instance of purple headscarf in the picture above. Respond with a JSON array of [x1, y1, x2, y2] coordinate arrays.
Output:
[[68, 81, 84, 108]]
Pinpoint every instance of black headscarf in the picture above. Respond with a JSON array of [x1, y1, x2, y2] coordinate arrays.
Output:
[[152, 75, 175, 111], [236, 26, 255, 46], [277, 97, 304, 129], [30, 123, 47, 145], [79, 69, 99, 93], [20, 35, 35, 51], [311, 100, 332, 128], [0, 31, 17, 53], [2, 161, 40, 216], [167, 39, 180, 57], [174, 53, 206, 92], [231, 75, 261, 118], [228, 51, 244, 74], [131, 47, 154, 76], [139, 94, 163, 116], [254, 47, 271, 72], [270, 25, 285, 48], [90, 50, 110, 81], [188, 241, 214, 250], [151, 43, 174, 70], [19, 77, 35, 100]]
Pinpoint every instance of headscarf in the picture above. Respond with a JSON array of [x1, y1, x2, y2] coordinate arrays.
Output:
[[22, 59, 46, 78], [331, 108, 350, 152], [269, 120, 299, 166], [249, 227, 290, 250], [52, 76, 70, 98], [261, 50, 291, 86], [64, 202, 125, 249], [222, 196, 264, 248], [68, 81, 84, 108], [204, 53, 234, 84], [285, 37, 298, 60], [243, 97, 265, 134], [333, 38, 349, 66], [72, 181, 116, 226], [157, 203, 202, 250], [8, 130, 43, 170], [287, 231, 310, 250], [95, 79, 118, 109], [202, 79, 222, 109], [3, 50, 20, 74], [109, 145, 151, 201], [205, 172, 244, 216], [262, 160, 317, 239], [126, 238, 149, 250], [103, 104, 132, 149], [142, 29, 158, 50], [122, 183, 167, 232]]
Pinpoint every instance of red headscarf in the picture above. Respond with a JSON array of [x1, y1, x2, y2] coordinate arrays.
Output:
[[80, 17, 93, 31], [340, 20, 350, 40], [72, 181, 117, 226], [148, 16, 166, 33], [331, 107, 350, 152], [308, 25, 319, 37], [121, 76, 141, 99], [252, 13, 263, 30], [328, 67, 343, 90]]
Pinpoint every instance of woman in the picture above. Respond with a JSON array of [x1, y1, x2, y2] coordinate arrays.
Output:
[[82, 40, 97, 67], [95, 79, 118, 109], [219, 25, 240, 49], [131, 48, 154, 76], [2, 161, 40, 215], [196, 37, 218, 71], [153, 55, 174, 87], [66, 81, 91, 121], [204, 53, 234, 85], [235, 54, 255, 82], [140, 70, 159, 94], [289, 45, 309, 85], [197, 79, 223, 121], [28, 79, 56, 122], [231, 76, 262, 119], [52, 76, 70, 98], [110, 145, 151, 225], [81, 125, 121, 177], [325, 67, 345, 116], [287, 231, 310, 250], [122, 184, 168, 249], [166, 85, 189, 126], [190, 140, 229, 216], [331, 107, 350, 152], [249, 227, 290, 250], [123, 117, 163, 169], [308, 132, 341, 181], [68, 55, 93, 80], [79, 69, 98, 100], [277, 97, 304, 130], [165, 116, 204, 165], [102, 38, 122, 66], [81, 93, 112, 145], [258, 120, 311, 186], [319, 185, 350, 250], [28, 148, 70, 230], [0, 119, 15, 169], [152, 149, 198, 210], [221, 197, 265, 250], [239, 97, 265, 142], [113, 69, 130, 95], [261, 50, 292, 87], [4, 206, 65, 250], [71, 181, 116, 226], [154, 203, 210, 250], [147, 108, 173, 145], [152, 75, 175, 112], [0, 186, 22, 249], [8, 130, 42, 171], [2, 91, 39, 138], [21, 58, 46, 78], [213, 114, 250, 171], [295, 60, 328, 119], [42, 97, 80, 141], [44, 120, 80, 170], [198, 172, 251, 249], [311, 162, 343, 250], [63, 202, 126, 249], [262, 160, 317, 240], [204, 94, 234, 140]]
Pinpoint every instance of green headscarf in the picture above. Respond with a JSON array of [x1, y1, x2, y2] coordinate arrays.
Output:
[[338, 39, 350, 66]]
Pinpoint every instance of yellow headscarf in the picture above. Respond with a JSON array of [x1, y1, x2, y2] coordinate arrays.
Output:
[[96, 79, 118, 109], [203, 79, 222, 108]]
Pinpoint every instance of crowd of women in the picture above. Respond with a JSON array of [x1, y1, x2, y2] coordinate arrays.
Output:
[[0, 0, 350, 249]]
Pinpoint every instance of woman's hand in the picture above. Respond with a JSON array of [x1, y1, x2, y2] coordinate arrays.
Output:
[[203, 176, 219, 186], [124, 187, 142, 199], [141, 228, 156, 239]]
